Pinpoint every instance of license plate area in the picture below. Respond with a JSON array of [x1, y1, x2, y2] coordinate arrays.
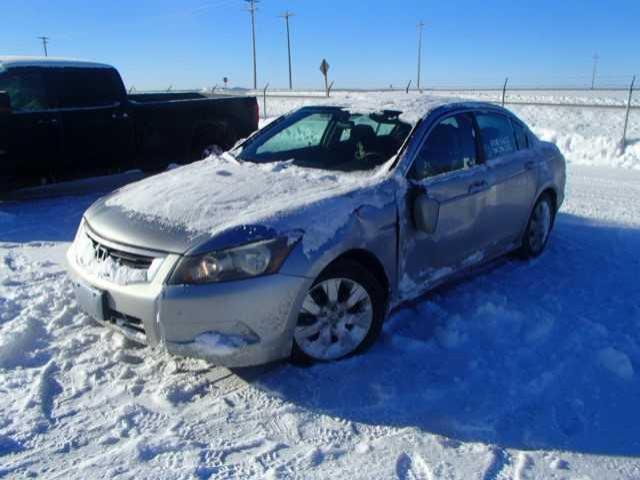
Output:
[[73, 280, 106, 322]]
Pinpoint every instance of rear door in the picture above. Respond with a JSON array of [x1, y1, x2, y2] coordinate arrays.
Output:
[[474, 111, 538, 248], [400, 112, 491, 288], [46, 67, 134, 173], [0, 67, 62, 181]]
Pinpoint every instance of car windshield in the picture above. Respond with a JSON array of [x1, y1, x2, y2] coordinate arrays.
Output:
[[237, 108, 412, 172]]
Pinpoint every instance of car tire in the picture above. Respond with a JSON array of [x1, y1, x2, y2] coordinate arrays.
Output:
[[291, 260, 386, 365], [519, 193, 555, 259]]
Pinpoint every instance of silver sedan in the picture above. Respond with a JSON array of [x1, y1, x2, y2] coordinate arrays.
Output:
[[66, 102, 566, 366]]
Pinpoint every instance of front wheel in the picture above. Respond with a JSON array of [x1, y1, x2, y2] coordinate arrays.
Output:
[[519, 194, 555, 258], [292, 260, 385, 364]]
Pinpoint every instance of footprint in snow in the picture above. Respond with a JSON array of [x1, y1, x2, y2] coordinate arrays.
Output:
[[395, 452, 433, 480]]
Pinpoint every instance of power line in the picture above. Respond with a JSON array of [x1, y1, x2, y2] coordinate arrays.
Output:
[[37, 36, 50, 57], [245, 0, 259, 90], [417, 21, 425, 90], [279, 11, 294, 90]]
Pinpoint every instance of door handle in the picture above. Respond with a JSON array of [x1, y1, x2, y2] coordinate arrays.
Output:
[[525, 160, 537, 170], [37, 118, 58, 125], [468, 180, 489, 194]]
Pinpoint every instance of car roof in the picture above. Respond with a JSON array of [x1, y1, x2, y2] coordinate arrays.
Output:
[[0, 56, 113, 71], [296, 100, 509, 124], [429, 100, 508, 115]]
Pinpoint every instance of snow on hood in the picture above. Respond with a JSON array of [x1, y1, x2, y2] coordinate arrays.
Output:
[[103, 154, 393, 255]]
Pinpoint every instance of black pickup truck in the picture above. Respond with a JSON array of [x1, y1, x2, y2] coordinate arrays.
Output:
[[0, 57, 259, 192]]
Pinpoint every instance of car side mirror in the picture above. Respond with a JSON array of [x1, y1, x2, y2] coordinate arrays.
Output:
[[0, 92, 10, 113], [413, 194, 440, 233]]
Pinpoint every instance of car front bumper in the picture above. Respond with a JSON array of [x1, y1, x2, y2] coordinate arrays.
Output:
[[66, 243, 311, 367]]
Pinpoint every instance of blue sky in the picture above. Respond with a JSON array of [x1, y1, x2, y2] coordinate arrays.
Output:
[[1, 0, 638, 90]]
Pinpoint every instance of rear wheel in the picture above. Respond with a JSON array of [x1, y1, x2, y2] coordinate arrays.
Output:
[[520, 194, 554, 258], [292, 260, 385, 364]]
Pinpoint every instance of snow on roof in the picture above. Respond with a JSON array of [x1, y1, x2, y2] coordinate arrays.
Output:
[[0, 56, 113, 70]]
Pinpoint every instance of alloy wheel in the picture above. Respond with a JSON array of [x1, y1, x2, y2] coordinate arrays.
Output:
[[294, 278, 373, 361]]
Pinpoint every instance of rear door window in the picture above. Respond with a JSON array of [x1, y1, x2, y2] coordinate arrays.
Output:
[[475, 113, 517, 160], [0, 69, 49, 112], [512, 120, 529, 150], [47, 68, 122, 108], [410, 113, 478, 180]]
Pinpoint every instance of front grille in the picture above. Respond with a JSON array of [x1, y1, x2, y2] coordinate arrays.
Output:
[[88, 237, 154, 270]]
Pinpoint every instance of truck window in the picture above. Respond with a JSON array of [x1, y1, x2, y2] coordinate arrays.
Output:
[[0, 69, 49, 112], [47, 68, 122, 109]]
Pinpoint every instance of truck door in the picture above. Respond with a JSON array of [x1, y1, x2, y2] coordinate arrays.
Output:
[[0, 67, 63, 183], [46, 67, 134, 174]]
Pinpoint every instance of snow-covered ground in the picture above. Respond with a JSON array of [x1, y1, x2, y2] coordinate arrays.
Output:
[[1, 93, 640, 479]]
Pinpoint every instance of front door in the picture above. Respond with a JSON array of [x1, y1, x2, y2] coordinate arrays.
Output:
[[399, 112, 491, 293], [0, 67, 63, 183], [46, 67, 134, 174]]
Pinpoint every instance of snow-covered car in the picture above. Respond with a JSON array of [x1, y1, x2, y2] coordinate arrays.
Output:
[[66, 102, 566, 366]]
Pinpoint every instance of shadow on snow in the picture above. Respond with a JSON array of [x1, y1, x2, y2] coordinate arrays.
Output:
[[244, 212, 640, 457]]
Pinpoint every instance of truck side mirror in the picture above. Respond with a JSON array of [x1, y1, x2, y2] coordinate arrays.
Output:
[[413, 194, 440, 233], [0, 92, 10, 113]]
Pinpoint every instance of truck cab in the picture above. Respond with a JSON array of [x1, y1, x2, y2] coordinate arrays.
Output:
[[0, 58, 134, 189], [0, 56, 259, 193]]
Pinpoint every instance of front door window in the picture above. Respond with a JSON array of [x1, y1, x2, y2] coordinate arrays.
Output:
[[410, 113, 478, 179]]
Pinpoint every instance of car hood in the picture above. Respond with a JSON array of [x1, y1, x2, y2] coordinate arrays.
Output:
[[86, 154, 394, 255]]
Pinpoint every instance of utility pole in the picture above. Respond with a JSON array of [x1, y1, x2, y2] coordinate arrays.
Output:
[[245, 0, 259, 90], [417, 21, 425, 90], [279, 11, 294, 90], [37, 36, 50, 57], [591, 53, 599, 89]]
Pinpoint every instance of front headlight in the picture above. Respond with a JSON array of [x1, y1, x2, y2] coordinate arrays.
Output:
[[168, 237, 296, 285]]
